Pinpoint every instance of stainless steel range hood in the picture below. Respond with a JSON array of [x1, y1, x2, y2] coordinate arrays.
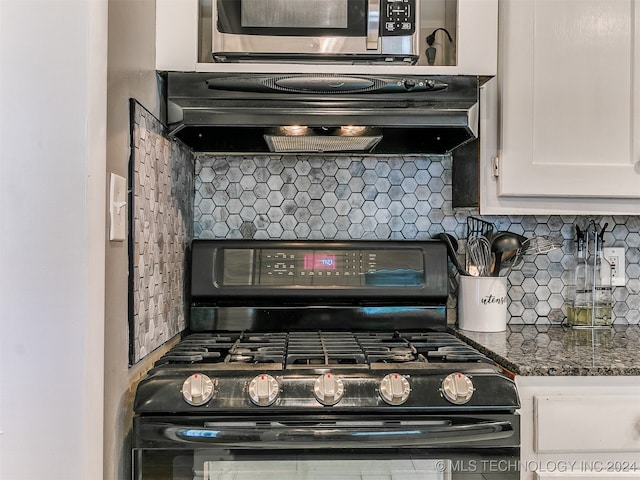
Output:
[[165, 73, 479, 154]]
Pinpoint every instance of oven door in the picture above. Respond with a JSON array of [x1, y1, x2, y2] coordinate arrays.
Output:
[[133, 414, 520, 479]]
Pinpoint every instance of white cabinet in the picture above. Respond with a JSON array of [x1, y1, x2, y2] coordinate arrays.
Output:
[[156, 0, 199, 71], [155, 0, 498, 75], [481, 0, 640, 215], [517, 376, 640, 480]]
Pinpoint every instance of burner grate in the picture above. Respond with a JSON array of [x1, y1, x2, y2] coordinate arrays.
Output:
[[155, 331, 492, 367], [286, 332, 366, 366], [407, 333, 492, 363], [155, 333, 240, 365], [228, 333, 287, 364], [356, 332, 417, 363]]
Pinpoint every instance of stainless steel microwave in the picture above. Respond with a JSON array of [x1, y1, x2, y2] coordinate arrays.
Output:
[[212, 0, 420, 64]]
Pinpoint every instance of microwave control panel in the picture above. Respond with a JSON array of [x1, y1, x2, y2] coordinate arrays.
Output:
[[382, 0, 416, 36]]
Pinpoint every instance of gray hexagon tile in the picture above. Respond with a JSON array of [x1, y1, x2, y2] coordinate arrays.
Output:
[[130, 101, 193, 364], [196, 155, 454, 242], [194, 155, 640, 326]]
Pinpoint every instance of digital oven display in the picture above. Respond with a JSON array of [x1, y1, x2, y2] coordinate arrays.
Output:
[[216, 248, 427, 287], [248, 248, 425, 287], [303, 254, 336, 270]]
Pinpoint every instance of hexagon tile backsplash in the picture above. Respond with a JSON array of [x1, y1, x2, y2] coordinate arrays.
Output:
[[129, 100, 194, 364], [194, 155, 640, 325]]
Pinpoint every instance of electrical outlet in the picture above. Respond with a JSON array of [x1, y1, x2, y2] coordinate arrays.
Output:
[[602, 247, 626, 286]]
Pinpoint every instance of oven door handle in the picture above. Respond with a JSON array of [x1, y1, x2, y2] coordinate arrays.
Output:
[[165, 420, 515, 448]]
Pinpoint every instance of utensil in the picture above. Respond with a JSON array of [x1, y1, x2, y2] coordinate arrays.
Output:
[[502, 234, 564, 277], [501, 247, 526, 278], [436, 232, 469, 276], [498, 248, 523, 275], [520, 235, 564, 255], [465, 217, 494, 275], [490, 232, 526, 276], [466, 216, 494, 240], [466, 235, 492, 277]]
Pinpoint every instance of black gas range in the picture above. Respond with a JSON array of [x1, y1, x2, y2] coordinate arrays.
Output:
[[133, 240, 519, 480]]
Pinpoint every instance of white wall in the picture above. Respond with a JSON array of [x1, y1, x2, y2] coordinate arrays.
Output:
[[104, 0, 167, 478], [0, 1, 107, 479]]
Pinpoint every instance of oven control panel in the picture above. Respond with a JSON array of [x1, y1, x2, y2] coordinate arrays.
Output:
[[221, 247, 424, 287], [190, 240, 449, 301]]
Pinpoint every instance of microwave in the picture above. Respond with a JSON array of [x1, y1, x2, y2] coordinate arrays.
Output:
[[212, 0, 420, 64]]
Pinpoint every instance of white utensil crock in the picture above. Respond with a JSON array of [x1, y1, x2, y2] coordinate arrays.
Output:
[[458, 275, 508, 332]]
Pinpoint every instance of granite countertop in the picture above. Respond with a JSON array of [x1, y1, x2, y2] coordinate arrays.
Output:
[[454, 324, 640, 376]]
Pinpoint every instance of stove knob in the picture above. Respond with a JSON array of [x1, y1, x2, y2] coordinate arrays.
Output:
[[379, 373, 411, 405], [403, 78, 417, 90], [313, 373, 345, 406], [441, 372, 475, 405], [182, 373, 215, 406], [248, 374, 279, 406]]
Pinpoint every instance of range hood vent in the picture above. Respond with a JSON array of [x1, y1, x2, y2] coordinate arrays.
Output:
[[264, 129, 383, 153], [165, 73, 479, 154]]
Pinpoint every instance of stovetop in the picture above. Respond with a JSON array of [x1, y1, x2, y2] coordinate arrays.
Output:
[[134, 330, 519, 415], [155, 330, 495, 370]]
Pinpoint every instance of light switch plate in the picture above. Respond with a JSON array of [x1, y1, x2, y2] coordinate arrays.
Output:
[[109, 173, 127, 242], [602, 247, 625, 286]]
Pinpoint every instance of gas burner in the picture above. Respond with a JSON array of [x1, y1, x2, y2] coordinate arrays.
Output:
[[355, 333, 418, 363], [225, 334, 287, 364], [426, 346, 494, 363], [229, 356, 252, 363], [227, 344, 286, 364], [363, 346, 417, 363], [156, 348, 222, 365], [389, 347, 416, 362]]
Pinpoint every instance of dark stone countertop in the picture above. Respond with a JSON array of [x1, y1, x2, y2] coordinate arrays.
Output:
[[453, 324, 640, 376]]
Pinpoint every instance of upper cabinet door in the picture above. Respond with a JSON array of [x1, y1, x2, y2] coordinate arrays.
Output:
[[482, 0, 640, 214]]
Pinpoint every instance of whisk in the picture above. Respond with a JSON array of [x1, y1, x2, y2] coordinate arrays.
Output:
[[502, 235, 564, 277], [466, 235, 492, 276], [520, 235, 564, 254]]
